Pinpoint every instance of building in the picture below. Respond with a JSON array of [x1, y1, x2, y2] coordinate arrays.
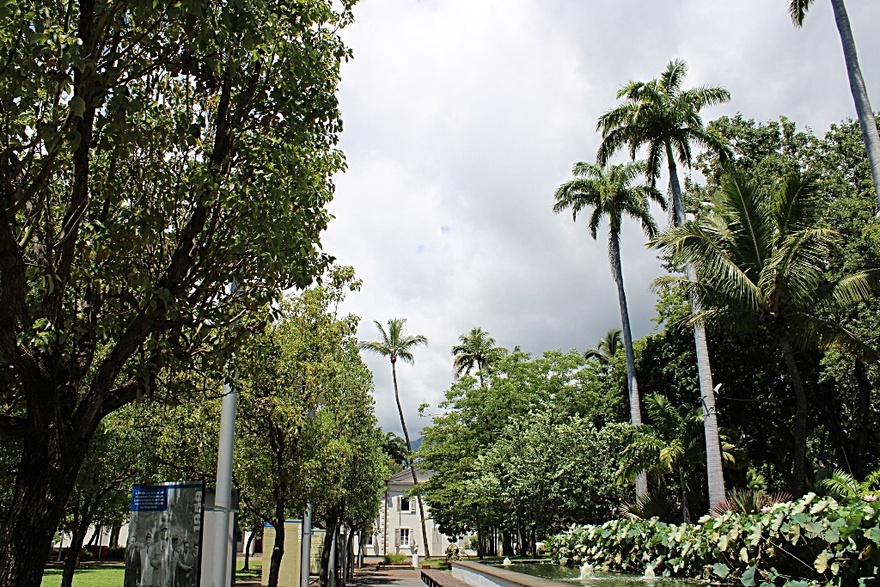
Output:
[[361, 468, 469, 558]]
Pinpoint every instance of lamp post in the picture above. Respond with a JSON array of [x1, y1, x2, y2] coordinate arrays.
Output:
[[300, 407, 316, 587], [212, 381, 238, 587]]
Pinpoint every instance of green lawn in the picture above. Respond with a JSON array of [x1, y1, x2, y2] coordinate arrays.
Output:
[[41, 564, 124, 587], [41, 558, 261, 586]]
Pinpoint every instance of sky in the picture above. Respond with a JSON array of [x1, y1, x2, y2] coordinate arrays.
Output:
[[320, 0, 880, 439]]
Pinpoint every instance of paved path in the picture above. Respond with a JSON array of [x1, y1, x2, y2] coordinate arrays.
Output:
[[349, 567, 424, 587], [234, 565, 426, 587]]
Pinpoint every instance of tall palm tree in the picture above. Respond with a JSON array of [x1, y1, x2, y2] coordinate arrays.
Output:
[[597, 59, 730, 508], [359, 318, 431, 556], [789, 0, 880, 206], [654, 168, 878, 495], [452, 327, 507, 386], [554, 161, 665, 497], [584, 328, 623, 374]]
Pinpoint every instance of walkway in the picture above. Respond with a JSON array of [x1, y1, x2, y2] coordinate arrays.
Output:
[[349, 566, 424, 587]]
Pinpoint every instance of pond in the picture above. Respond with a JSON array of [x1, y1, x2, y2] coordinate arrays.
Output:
[[501, 563, 698, 587]]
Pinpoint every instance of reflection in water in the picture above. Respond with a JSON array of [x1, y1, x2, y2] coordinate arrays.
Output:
[[504, 563, 697, 587]]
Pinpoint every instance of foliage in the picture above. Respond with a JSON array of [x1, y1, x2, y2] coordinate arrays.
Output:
[[711, 489, 794, 516], [421, 349, 627, 543], [549, 493, 880, 587], [0, 0, 355, 581], [452, 327, 507, 382]]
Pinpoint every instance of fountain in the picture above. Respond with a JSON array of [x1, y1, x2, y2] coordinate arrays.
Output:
[[580, 563, 594, 579], [503, 557, 512, 566], [644, 565, 656, 580]]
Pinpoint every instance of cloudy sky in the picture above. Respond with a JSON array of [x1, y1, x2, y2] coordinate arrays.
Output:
[[320, 0, 880, 438]]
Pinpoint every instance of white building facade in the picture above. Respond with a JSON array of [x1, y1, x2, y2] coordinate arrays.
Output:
[[361, 468, 468, 558]]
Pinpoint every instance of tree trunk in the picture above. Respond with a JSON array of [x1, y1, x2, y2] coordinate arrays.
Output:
[[390, 361, 431, 557], [0, 425, 89, 587], [502, 530, 514, 556], [853, 358, 872, 477], [829, 0, 880, 207], [779, 336, 808, 496], [667, 148, 726, 509], [608, 231, 647, 497], [267, 521, 285, 587], [243, 526, 258, 571], [319, 518, 339, 587], [60, 519, 88, 587], [109, 524, 121, 549]]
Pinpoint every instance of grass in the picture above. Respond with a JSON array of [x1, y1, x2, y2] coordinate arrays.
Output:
[[41, 563, 124, 587], [237, 556, 263, 580]]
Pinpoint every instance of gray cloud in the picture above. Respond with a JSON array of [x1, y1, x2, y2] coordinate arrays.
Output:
[[322, 0, 880, 437]]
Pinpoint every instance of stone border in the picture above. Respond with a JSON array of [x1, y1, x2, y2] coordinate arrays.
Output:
[[451, 561, 567, 587]]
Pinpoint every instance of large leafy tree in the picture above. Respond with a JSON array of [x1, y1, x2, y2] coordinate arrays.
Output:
[[654, 168, 878, 495], [420, 349, 625, 554], [451, 327, 507, 386], [359, 318, 431, 556], [554, 161, 664, 497], [234, 268, 376, 587], [597, 60, 731, 508], [789, 0, 880, 206], [0, 1, 353, 583]]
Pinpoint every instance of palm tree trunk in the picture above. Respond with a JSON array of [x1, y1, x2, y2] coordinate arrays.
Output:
[[608, 233, 647, 497], [667, 147, 726, 508], [829, 0, 880, 206], [390, 362, 431, 557], [779, 336, 808, 496]]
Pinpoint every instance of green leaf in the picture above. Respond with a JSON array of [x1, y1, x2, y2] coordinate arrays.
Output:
[[865, 526, 880, 544], [712, 563, 730, 579], [70, 96, 86, 117], [741, 566, 757, 587]]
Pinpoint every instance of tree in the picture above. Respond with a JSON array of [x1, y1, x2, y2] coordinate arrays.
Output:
[[232, 267, 381, 587], [420, 349, 626, 554], [584, 329, 623, 374], [57, 407, 159, 587], [618, 395, 741, 523], [451, 327, 507, 386], [789, 0, 880, 206], [0, 1, 354, 583], [359, 318, 431, 556], [597, 59, 731, 508], [554, 161, 665, 497], [654, 168, 878, 495]]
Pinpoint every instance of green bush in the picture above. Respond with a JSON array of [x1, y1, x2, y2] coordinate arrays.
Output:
[[383, 553, 410, 564], [547, 493, 880, 587]]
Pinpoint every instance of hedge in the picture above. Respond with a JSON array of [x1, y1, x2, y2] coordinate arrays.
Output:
[[547, 493, 880, 587]]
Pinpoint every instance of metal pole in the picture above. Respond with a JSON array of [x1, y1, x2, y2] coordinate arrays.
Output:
[[300, 502, 312, 587], [212, 382, 238, 587]]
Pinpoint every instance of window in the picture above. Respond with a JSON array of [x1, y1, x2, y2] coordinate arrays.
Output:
[[365, 533, 374, 546], [399, 528, 410, 547], [400, 497, 411, 512]]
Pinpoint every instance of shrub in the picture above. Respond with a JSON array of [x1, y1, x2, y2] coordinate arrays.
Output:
[[383, 553, 410, 564], [547, 493, 880, 587]]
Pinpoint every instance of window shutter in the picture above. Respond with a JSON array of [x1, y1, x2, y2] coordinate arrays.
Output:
[[394, 529, 400, 547]]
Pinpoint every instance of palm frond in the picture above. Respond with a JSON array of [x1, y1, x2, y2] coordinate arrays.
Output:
[[789, 0, 815, 26]]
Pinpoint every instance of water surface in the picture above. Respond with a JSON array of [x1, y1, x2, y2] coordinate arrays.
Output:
[[503, 563, 698, 587]]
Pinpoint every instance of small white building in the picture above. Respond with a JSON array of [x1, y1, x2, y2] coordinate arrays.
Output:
[[361, 468, 468, 558]]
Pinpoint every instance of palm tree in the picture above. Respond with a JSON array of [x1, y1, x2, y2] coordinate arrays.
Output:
[[789, 0, 880, 206], [554, 161, 665, 497], [618, 395, 740, 523], [452, 327, 507, 386], [597, 59, 730, 508], [584, 329, 622, 374], [359, 318, 431, 556], [653, 168, 878, 495]]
